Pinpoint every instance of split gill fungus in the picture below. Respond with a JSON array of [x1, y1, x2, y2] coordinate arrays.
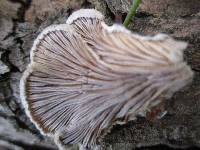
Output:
[[20, 9, 193, 150]]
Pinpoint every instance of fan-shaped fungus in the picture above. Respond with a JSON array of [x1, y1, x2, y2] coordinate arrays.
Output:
[[20, 9, 193, 150]]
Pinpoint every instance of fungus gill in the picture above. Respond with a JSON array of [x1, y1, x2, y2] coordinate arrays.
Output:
[[20, 9, 193, 150]]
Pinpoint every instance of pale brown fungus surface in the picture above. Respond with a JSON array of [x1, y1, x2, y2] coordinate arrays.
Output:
[[20, 9, 193, 150]]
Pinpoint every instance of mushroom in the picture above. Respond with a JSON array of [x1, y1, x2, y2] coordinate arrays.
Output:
[[20, 9, 193, 150]]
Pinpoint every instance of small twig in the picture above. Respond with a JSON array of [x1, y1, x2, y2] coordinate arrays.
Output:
[[123, 0, 142, 27]]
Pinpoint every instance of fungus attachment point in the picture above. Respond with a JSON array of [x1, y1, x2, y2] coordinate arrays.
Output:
[[20, 9, 193, 150]]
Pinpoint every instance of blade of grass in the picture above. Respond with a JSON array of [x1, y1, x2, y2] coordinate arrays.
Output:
[[123, 0, 142, 27]]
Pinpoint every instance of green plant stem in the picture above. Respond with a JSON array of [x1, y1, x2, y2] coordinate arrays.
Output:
[[123, 0, 142, 27]]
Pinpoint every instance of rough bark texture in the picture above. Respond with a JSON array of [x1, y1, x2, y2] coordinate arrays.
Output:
[[0, 0, 199, 150]]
